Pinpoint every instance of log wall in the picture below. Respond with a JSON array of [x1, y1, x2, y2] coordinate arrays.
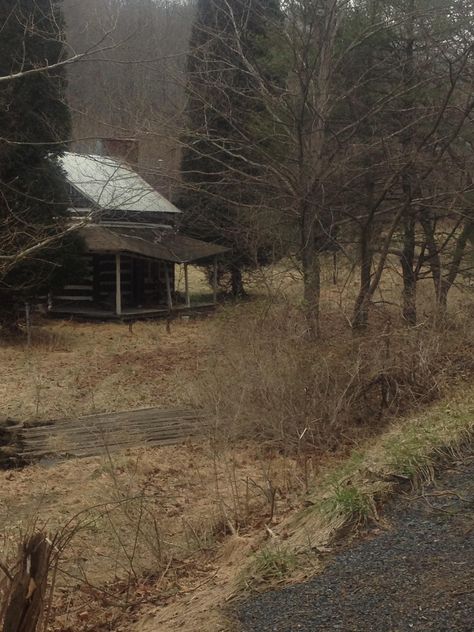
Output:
[[52, 253, 174, 311]]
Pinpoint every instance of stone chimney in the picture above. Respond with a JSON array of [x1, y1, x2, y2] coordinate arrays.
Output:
[[97, 137, 139, 165]]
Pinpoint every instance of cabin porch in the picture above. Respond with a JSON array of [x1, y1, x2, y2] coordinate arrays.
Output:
[[49, 224, 227, 320], [48, 301, 217, 321], [50, 251, 219, 320]]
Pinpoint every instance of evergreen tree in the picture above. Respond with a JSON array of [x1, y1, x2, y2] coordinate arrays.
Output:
[[179, 0, 282, 296], [0, 0, 81, 328]]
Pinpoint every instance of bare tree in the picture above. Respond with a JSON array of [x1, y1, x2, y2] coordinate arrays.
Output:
[[174, 0, 474, 332]]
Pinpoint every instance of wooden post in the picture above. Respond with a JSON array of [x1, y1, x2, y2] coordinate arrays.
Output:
[[184, 264, 191, 308], [2, 533, 52, 632], [165, 263, 173, 310], [115, 253, 122, 316], [25, 302, 31, 348], [212, 256, 218, 304]]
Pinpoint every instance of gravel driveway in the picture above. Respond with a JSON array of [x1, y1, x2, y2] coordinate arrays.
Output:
[[238, 455, 474, 631]]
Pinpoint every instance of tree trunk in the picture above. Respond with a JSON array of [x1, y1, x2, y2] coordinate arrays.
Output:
[[0, 299, 22, 338], [419, 210, 443, 306], [230, 265, 244, 298], [400, 0, 417, 325], [301, 207, 320, 339], [352, 225, 373, 329], [401, 213, 417, 324], [352, 174, 375, 329], [438, 219, 472, 310]]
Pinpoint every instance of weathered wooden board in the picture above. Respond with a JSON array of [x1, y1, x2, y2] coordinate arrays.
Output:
[[19, 407, 206, 461]]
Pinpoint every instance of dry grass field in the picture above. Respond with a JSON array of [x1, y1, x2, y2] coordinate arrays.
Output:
[[1, 259, 470, 424], [0, 318, 211, 421], [0, 265, 213, 422]]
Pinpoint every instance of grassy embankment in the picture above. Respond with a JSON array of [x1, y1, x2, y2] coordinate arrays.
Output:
[[244, 387, 474, 589]]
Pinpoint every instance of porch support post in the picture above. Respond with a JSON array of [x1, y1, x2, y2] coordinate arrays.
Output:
[[212, 256, 218, 304], [184, 263, 191, 308], [165, 262, 173, 310], [115, 253, 122, 316]]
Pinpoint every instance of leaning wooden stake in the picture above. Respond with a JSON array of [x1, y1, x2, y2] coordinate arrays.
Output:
[[1, 533, 51, 632]]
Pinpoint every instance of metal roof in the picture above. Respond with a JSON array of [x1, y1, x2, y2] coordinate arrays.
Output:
[[79, 224, 229, 263], [60, 152, 181, 214]]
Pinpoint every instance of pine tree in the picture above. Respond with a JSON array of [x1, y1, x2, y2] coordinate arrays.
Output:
[[179, 0, 282, 296], [0, 0, 81, 329]]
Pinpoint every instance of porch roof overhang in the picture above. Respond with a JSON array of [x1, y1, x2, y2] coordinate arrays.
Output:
[[78, 224, 229, 263]]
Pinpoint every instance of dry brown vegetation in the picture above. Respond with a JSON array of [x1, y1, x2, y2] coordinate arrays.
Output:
[[0, 440, 308, 631], [191, 261, 474, 453], [1, 263, 473, 632], [2, 0, 474, 628], [0, 319, 207, 421], [0, 266, 211, 422]]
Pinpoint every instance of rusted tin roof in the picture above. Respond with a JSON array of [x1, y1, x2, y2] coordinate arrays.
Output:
[[79, 224, 228, 263]]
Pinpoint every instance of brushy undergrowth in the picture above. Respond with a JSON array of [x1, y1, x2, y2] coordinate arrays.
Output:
[[192, 298, 474, 453]]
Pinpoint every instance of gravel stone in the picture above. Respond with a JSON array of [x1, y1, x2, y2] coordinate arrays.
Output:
[[238, 456, 474, 631]]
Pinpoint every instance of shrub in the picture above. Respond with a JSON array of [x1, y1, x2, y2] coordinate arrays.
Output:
[[192, 299, 474, 453]]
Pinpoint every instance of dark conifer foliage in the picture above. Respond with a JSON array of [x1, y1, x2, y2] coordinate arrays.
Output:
[[0, 0, 81, 326], [180, 0, 282, 296]]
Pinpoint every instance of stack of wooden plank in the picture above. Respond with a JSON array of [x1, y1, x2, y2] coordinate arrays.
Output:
[[18, 407, 206, 462]]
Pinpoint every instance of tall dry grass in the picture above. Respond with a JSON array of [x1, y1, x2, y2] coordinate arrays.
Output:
[[191, 295, 474, 453]]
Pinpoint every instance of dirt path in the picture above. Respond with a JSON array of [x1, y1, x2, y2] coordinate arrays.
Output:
[[238, 455, 474, 631]]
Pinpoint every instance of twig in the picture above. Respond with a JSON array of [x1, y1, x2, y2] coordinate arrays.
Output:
[[412, 490, 469, 503], [0, 560, 13, 582], [43, 554, 59, 632], [181, 569, 219, 595], [265, 524, 277, 538]]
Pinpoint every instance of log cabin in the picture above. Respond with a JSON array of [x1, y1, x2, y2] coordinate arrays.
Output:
[[49, 148, 227, 319]]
